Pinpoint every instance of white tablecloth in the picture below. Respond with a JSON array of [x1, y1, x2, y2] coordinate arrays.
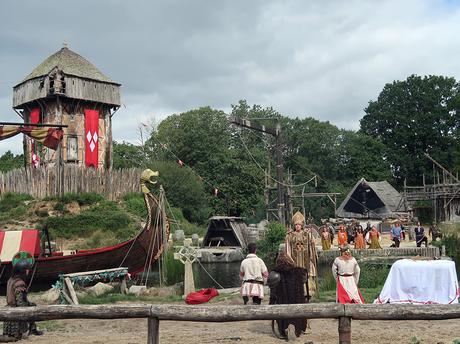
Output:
[[374, 259, 459, 304]]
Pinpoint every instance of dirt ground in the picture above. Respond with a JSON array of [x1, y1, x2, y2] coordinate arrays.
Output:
[[8, 232, 454, 344]]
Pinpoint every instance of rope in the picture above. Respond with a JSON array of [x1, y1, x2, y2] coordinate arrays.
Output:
[[164, 197, 225, 290], [140, 194, 159, 286], [0, 265, 6, 285], [144, 192, 163, 287], [236, 130, 317, 188], [149, 135, 230, 199], [196, 259, 225, 290], [27, 262, 38, 292], [118, 231, 142, 268]]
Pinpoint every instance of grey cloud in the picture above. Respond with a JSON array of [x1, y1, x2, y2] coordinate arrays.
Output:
[[2, 0, 460, 155]]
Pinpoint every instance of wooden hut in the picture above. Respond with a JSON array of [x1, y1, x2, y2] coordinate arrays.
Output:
[[336, 178, 408, 219], [12, 44, 121, 168]]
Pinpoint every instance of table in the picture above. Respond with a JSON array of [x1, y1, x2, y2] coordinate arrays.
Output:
[[374, 259, 459, 304]]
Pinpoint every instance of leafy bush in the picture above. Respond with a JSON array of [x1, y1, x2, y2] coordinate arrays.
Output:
[[162, 248, 184, 285], [0, 193, 33, 212], [0, 193, 33, 224], [435, 223, 460, 273], [123, 192, 147, 218], [359, 263, 391, 288], [71, 230, 120, 249], [42, 200, 137, 240], [256, 222, 286, 269], [167, 206, 206, 237], [44, 192, 104, 206]]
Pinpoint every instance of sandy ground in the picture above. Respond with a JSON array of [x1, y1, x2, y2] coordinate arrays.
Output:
[[7, 234, 453, 344]]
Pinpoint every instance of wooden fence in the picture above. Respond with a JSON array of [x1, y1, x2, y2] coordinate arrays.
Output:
[[1, 303, 459, 344], [0, 165, 143, 200], [318, 247, 441, 263]]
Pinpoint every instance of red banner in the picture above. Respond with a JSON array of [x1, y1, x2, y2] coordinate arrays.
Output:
[[30, 108, 40, 167], [30, 108, 40, 125], [84, 109, 99, 168]]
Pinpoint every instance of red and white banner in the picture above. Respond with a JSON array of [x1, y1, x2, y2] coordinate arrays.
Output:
[[0, 230, 41, 262], [84, 109, 99, 168], [30, 108, 40, 167], [0, 126, 63, 149]]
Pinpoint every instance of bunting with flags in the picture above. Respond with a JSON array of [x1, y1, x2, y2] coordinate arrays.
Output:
[[0, 125, 63, 150]]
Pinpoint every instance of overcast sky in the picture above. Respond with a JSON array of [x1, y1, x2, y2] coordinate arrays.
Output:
[[1, 0, 460, 155]]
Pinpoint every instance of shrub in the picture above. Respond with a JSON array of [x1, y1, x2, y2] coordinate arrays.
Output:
[[0, 193, 33, 224], [167, 207, 206, 237], [43, 200, 137, 240], [44, 192, 104, 206], [257, 222, 286, 269], [162, 248, 184, 286], [0, 193, 33, 212], [123, 192, 147, 218]]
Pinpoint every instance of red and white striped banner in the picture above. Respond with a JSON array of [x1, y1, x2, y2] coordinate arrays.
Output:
[[0, 125, 63, 150], [0, 230, 41, 262]]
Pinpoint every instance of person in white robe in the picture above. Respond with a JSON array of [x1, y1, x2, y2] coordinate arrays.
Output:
[[332, 245, 364, 304]]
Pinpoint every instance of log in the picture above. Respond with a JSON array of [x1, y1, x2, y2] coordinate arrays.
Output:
[[147, 317, 159, 344], [149, 303, 344, 322], [0, 304, 151, 322], [0, 303, 460, 323], [338, 316, 351, 344], [345, 304, 460, 320]]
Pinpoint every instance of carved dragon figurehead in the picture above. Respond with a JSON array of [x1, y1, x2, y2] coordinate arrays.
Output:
[[140, 169, 159, 194]]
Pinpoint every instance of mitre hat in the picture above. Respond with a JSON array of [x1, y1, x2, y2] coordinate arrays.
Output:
[[292, 211, 305, 225]]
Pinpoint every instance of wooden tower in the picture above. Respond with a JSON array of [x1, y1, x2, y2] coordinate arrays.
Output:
[[12, 44, 121, 168]]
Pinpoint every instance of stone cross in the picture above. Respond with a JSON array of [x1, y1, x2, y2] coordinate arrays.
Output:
[[174, 240, 202, 296]]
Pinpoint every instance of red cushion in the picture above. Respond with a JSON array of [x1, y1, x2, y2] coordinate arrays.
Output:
[[185, 288, 219, 305]]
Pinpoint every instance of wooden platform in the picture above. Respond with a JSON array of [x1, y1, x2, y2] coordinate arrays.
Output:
[[56, 267, 129, 305]]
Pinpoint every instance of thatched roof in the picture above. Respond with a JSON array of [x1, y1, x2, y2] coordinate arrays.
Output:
[[336, 178, 405, 219], [17, 47, 120, 86]]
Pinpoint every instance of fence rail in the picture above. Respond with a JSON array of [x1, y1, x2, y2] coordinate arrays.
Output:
[[0, 165, 142, 200], [1, 303, 459, 344], [318, 247, 441, 262]]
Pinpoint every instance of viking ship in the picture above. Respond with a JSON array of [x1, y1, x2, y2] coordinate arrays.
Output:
[[0, 169, 169, 287]]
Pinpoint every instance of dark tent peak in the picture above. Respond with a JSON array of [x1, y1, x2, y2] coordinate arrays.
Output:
[[336, 178, 407, 219]]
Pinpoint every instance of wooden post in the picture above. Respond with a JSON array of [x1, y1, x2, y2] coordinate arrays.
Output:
[[338, 316, 351, 344], [120, 276, 128, 294], [147, 317, 159, 344], [64, 277, 79, 305]]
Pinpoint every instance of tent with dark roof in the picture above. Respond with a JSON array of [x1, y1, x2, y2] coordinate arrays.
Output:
[[336, 178, 406, 219]]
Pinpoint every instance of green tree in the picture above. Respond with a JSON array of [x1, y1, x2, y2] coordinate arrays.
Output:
[[0, 151, 24, 172], [152, 106, 266, 218], [338, 131, 391, 185], [360, 74, 460, 185], [112, 141, 144, 169], [154, 161, 211, 224]]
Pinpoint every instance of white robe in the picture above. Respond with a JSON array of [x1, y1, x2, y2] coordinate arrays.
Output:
[[332, 256, 363, 304]]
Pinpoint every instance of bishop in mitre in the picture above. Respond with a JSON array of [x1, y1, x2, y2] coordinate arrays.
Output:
[[285, 211, 318, 300]]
